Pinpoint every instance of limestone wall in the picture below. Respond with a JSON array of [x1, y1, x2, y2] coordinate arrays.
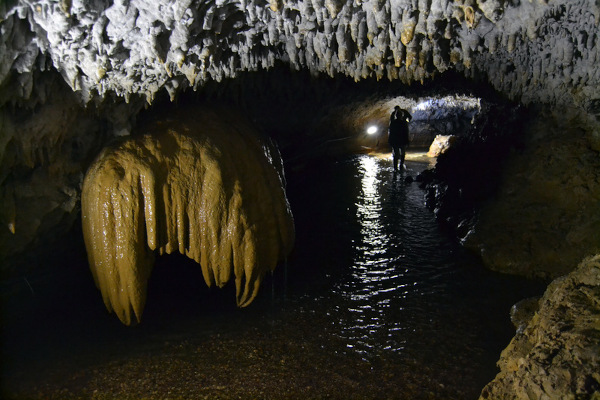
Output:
[[479, 254, 600, 399], [465, 108, 600, 280], [1, 1, 598, 109]]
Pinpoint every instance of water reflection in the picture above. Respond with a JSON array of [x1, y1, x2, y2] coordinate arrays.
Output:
[[329, 153, 482, 359], [333, 155, 420, 355], [355, 155, 386, 261], [1, 152, 546, 399]]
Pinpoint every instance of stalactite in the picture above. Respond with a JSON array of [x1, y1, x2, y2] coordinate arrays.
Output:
[[401, 10, 417, 45], [81, 109, 295, 325], [2, 0, 597, 110]]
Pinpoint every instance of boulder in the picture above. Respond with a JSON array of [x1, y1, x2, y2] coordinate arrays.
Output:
[[427, 135, 457, 157]]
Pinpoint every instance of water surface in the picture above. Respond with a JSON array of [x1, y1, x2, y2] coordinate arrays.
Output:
[[1, 153, 544, 399]]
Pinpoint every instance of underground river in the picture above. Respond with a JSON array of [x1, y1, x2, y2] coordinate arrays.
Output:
[[0, 153, 545, 399]]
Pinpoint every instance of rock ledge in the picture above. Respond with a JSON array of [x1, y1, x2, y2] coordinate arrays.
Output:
[[480, 254, 600, 399]]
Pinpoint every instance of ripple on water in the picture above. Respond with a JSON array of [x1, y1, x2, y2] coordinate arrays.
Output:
[[1, 153, 546, 400], [286, 154, 543, 393]]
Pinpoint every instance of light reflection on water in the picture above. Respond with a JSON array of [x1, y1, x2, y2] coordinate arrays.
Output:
[[341, 155, 404, 353], [277, 150, 543, 398], [329, 154, 465, 356], [0, 152, 549, 399]]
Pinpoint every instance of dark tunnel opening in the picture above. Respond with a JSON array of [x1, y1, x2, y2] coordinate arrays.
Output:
[[134, 65, 521, 167], [130, 65, 527, 244]]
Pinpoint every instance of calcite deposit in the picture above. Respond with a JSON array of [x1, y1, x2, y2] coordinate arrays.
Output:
[[479, 254, 600, 399], [1, 0, 598, 109], [82, 109, 295, 325]]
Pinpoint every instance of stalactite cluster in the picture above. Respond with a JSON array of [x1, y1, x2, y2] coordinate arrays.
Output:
[[81, 109, 295, 325], [1, 0, 598, 108]]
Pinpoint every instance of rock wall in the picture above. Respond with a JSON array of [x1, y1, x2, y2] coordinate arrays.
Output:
[[417, 101, 527, 240], [0, 68, 148, 275], [0, 73, 103, 275], [479, 254, 600, 399], [465, 108, 600, 280], [417, 102, 600, 281]]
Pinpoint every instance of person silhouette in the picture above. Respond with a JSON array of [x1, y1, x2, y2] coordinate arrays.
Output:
[[388, 106, 412, 172]]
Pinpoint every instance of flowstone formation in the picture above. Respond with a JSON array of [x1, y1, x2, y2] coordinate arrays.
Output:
[[479, 254, 600, 399], [81, 109, 295, 325]]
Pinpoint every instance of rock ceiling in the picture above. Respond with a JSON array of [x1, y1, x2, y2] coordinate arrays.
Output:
[[1, 0, 599, 109]]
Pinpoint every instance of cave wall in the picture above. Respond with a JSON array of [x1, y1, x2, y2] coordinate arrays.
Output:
[[479, 254, 600, 399], [0, 72, 109, 274], [465, 106, 600, 280]]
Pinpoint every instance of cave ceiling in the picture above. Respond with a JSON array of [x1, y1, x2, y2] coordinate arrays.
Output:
[[1, 0, 599, 110]]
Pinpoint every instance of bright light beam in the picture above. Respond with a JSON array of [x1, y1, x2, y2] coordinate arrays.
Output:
[[367, 126, 378, 135]]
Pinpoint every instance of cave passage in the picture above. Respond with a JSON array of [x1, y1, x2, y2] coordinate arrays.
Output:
[[2, 0, 599, 395], [0, 149, 546, 399], [0, 62, 546, 398]]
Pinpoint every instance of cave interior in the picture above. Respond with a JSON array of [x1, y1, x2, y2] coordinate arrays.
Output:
[[1, 0, 600, 398]]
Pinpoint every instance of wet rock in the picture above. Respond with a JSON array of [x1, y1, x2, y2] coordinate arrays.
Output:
[[509, 297, 540, 334], [427, 134, 457, 157], [480, 254, 600, 400], [415, 168, 435, 185], [417, 102, 527, 242], [81, 108, 295, 325]]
